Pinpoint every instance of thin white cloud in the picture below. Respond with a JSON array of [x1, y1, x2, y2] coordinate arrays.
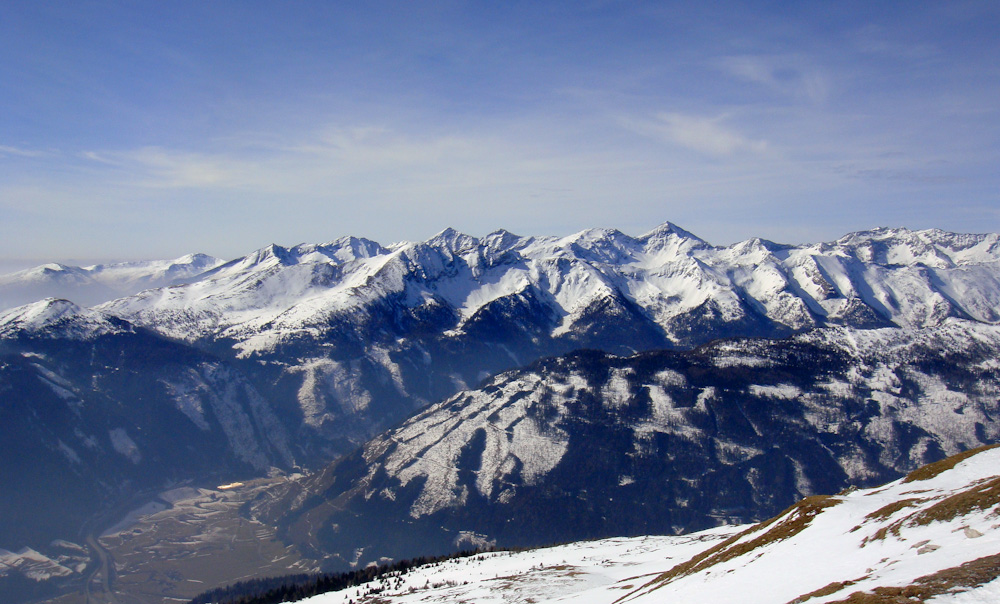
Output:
[[92, 136, 470, 190], [622, 113, 768, 157], [76, 125, 590, 195], [718, 55, 830, 104], [848, 24, 937, 60], [0, 145, 48, 158], [81, 147, 247, 188]]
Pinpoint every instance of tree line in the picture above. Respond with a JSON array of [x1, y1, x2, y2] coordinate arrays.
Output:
[[187, 546, 501, 604]]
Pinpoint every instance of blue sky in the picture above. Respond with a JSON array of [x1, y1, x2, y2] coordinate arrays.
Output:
[[1, 1, 998, 264]]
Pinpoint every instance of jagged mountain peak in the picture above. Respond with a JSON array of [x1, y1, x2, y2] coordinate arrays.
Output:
[[259, 243, 295, 264], [723, 235, 790, 260], [834, 226, 1000, 267], [551, 227, 641, 265], [563, 226, 636, 247], [216, 243, 301, 274], [92, 222, 1000, 356], [481, 228, 522, 250]]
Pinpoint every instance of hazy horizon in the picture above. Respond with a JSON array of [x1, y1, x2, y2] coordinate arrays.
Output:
[[3, 2, 998, 262]]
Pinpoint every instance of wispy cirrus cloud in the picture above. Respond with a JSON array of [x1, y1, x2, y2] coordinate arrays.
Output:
[[848, 24, 938, 60], [622, 112, 768, 157], [78, 128, 514, 193], [81, 148, 245, 188], [0, 145, 49, 158], [717, 55, 830, 104]]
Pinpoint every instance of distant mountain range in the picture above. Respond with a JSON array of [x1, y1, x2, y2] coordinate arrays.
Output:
[[3, 223, 1000, 602], [0, 253, 223, 309]]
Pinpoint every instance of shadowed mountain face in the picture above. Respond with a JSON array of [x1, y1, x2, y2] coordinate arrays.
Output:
[[0, 300, 292, 548], [249, 320, 1000, 570]]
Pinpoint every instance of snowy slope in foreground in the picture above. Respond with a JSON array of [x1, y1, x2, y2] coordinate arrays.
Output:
[[296, 527, 743, 604], [302, 446, 1000, 604]]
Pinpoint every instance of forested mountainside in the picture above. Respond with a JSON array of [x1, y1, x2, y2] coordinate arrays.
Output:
[[249, 319, 1000, 571]]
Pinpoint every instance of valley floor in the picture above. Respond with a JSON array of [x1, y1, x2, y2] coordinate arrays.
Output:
[[28, 476, 319, 604]]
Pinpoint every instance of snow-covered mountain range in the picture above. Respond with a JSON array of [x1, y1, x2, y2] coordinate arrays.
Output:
[[0, 253, 223, 310], [4, 223, 1000, 603], [6, 224, 1000, 462], [100, 224, 1000, 351], [91, 224, 1000, 456], [293, 445, 1000, 604]]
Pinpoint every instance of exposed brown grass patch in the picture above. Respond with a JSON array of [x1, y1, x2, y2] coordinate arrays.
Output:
[[853, 498, 926, 536], [902, 444, 999, 484], [865, 476, 1000, 545], [909, 476, 1000, 526], [824, 552, 1000, 603], [787, 577, 867, 604], [622, 495, 840, 601], [866, 498, 926, 523], [863, 524, 898, 545]]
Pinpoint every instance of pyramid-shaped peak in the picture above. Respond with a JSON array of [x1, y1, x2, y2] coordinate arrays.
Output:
[[484, 228, 519, 240], [317, 235, 388, 263], [731, 236, 786, 253], [426, 227, 479, 253], [251, 243, 296, 265], [481, 228, 524, 251], [639, 222, 706, 244], [573, 226, 630, 240], [560, 227, 642, 252]]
